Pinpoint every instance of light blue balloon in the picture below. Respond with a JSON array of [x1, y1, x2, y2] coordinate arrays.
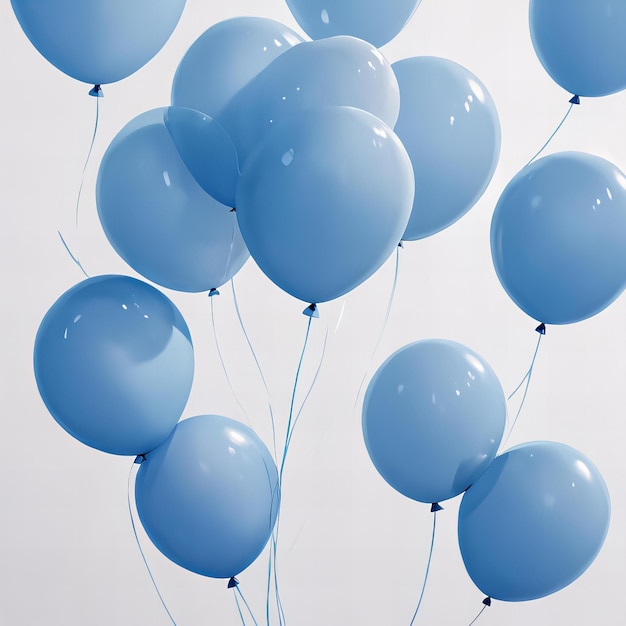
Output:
[[172, 17, 303, 118], [530, 0, 626, 97], [236, 106, 414, 304], [491, 152, 626, 325], [135, 415, 280, 579], [392, 57, 501, 240], [11, 0, 185, 85], [34, 276, 194, 456], [362, 339, 506, 504], [458, 441, 611, 602], [221, 36, 400, 164], [97, 107, 248, 293], [285, 0, 421, 48]]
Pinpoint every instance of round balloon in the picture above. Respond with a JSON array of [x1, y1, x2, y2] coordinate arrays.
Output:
[[172, 17, 303, 118], [285, 0, 421, 48], [135, 414, 280, 578], [392, 56, 501, 240], [236, 106, 414, 304], [34, 275, 194, 455], [458, 441, 611, 601], [530, 0, 626, 97], [491, 151, 626, 325], [220, 35, 401, 164], [97, 107, 248, 293], [11, 0, 185, 85], [362, 339, 506, 504]]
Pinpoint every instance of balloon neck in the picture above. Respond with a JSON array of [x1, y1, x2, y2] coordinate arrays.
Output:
[[208, 288, 220, 297], [569, 94, 580, 105], [430, 502, 443, 512], [229, 207, 236, 213], [398, 240, 404, 248], [227, 576, 239, 589], [134, 454, 146, 464], [89, 84, 103, 98], [535, 322, 546, 335], [303, 303, 319, 318], [482, 597, 492, 607]]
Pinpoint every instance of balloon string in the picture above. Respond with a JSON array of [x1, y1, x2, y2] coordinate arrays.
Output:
[[408, 511, 438, 626], [231, 277, 278, 462], [523, 100, 575, 168], [504, 331, 543, 444], [234, 589, 247, 626], [126, 461, 177, 626], [467, 602, 489, 626], [234, 585, 259, 626], [353, 245, 401, 409], [218, 212, 237, 288], [57, 230, 89, 278]]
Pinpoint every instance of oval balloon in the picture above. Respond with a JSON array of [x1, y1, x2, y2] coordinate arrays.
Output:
[[458, 441, 611, 601], [135, 414, 280, 579], [220, 35, 401, 164], [11, 0, 185, 85], [530, 0, 626, 97], [236, 106, 414, 304], [491, 151, 626, 325], [392, 56, 501, 240], [285, 0, 421, 48], [34, 275, 194, 455], [97, 107, 248, 293], [362, 339, 506, 504], [171, 16, 303, 118]]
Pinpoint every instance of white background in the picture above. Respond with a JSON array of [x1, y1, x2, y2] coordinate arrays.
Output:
[[1, 1, 625, 624]]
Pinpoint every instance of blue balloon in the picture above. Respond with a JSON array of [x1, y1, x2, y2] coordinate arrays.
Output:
[[97, 107, 248, 293], [285, 0, 421, 48], [530, 0, 626, 97], [34, 276, 194, 456], [172, 17, 303, 118], [362, 339, 506, 504], [458, 441, 611, 602], [392, 57, 501, 240], [11, 0, 185, 85], [236, 106, 414, 304], [220, 35, 401, 164], [135, 415, 280, 579], [491, 152, 626, 325]]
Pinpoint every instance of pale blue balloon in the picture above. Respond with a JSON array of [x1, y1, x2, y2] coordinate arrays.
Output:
[[171, 17, 303, 118], [491, 152, 626, 325], [393, 57, 501, 240], [34, 276, 194, 456], [236, 106, 414, 304], [221, 36, 401, 164], [97, 107, 248, 293], [135, 415, 280, 579], [11, 0, 185, 85], [362, 339, 506, 504], [285, 0, 421, 48], [458, 441, 610, 602], [530, 0, 626, 97]]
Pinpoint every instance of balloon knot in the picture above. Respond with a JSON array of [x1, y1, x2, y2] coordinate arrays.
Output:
[[569, 95, 580, 105], [229, 207, 236, 212], [89, 84, 103, 98], [208, 288, 220, 297], [227, 576, 239, 589], [303, 303, 319, 318], [431, 502, 443, 512], [482, 597, 492, 607], [134, 454, 146, 464], [398, 240, 404, 248], [535, 322, 546, 335]]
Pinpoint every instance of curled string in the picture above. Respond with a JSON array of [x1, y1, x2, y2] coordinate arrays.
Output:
[[353, 245, 401, 409], [210, 294, 251, 426], [231, 278, 278, 462], [467, 603, 489, 626], [523, 100, 575, 168], [126, 462, 177, 626], [408, 510, 438, 626], [503, 331, 543, 445]]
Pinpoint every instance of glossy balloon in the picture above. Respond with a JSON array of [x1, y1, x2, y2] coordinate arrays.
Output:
[[34, 276, 194, 455], [236, 106, 414, 304], [362, 339, 506, 504], [221, 36, 400, 164], [135, 415, 280, 578], [172, 17, 302, 118], [97, 108, 248, 293], [285, 0, 421, 48], [458, 441, 610, 601], [491, 152, 626, 324], [530, 0, 626, 97], [11, 0, 185, 85], [393, 57, 501, 240]]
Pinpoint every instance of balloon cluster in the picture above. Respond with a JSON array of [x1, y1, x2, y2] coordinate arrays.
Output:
[[11, 0, 625, 617]]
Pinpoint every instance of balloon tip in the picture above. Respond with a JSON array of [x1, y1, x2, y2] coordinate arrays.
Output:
[[303, 303, 319, 318], [431, 502, 443, 512], [535, 322, 546, 335], [227, 576, 239, 589], [89, 84, 103, 98], [569, 95, 580, 105], [208, 288, 220, 297], [134, 454, 146, 464], [482, 597, 492, 606], [398, 240, 404, 248]]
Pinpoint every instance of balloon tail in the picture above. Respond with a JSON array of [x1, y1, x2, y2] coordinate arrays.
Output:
[[231, 278, 278, 462], [88, 84, 103, 98], [524, 99, 576, 168], [210, 293, 252, 426], [127, 461, 177, 626], [408, 508, 439, 626], [57, 230, 89, 278], [353, 245, 401, 409], [467, 600, 490, 626]]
